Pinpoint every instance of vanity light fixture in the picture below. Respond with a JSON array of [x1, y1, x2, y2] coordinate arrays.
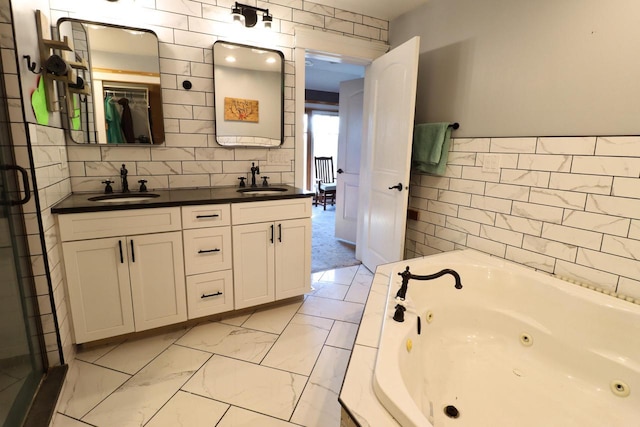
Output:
[[230, 2, 273, 29]]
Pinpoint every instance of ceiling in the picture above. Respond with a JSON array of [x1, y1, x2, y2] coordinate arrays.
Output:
[[309, 0, 428, 20]]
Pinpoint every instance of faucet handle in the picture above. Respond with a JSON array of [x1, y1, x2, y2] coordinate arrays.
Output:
[[138, 179, 148, 192], [261, 176, 269, 187], [238, 177, 246, 188], [102, 180, 114, 194]]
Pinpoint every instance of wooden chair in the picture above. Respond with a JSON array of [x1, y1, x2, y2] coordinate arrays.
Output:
[[314, 156, 336, 210]]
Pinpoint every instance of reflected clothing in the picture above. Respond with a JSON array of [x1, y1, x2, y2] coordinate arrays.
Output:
[[104, 96, 124, 144], [118, 97, 135, 143]]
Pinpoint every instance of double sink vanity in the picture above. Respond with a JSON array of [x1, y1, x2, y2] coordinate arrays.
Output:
[[52, 186, 313, 344]]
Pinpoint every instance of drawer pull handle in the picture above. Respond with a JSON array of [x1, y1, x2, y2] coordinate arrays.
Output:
[[198, 248, 221, 254], [196, 214, 219, 218], [201, 291, 222, 299]]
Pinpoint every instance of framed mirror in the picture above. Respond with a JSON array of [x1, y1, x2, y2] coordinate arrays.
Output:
[[57, 19, 164, 145], [213, 41, 284, 147]]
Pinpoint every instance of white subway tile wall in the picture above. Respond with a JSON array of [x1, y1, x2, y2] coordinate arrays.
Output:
[[406, 137, 640, 299], [50, 0, 389, 193]]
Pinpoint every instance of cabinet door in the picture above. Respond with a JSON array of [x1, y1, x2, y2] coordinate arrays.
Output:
[[128, 231, 187, 331], [232, 222, 275, 309], [275, 218, 312, 300], [62, 238, 134, 343]]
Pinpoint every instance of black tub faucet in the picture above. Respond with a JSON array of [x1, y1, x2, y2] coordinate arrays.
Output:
[[393, 266, 463, 322], [250, 162, 260, 187]]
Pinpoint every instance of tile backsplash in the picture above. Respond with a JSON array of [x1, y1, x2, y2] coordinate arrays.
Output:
[[405, 136, 640, 299], [49, 0, 389, 193]]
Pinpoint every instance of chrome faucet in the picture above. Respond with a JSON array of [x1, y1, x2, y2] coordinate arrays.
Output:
[[393, 266, 463, 322], [250, 162, 260, 187]]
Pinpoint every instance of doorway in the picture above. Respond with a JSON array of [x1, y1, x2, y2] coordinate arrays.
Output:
[[304, 55, 365, 272]]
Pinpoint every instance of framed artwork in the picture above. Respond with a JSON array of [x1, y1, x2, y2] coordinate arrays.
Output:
[[224, 97, 259, 122]]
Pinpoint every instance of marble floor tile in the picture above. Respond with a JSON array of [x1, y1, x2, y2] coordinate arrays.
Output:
[[82, 345, 210, 427], [309, 281, 350, 300], [217, 406, 302, 427], [75, 341, 124, 364], [51, 413, 93, 427], [93, 328, 187, 374], [175, 321, 277, 363], [183, 355, 306, 421], [57, 360, 130, 419], [145, 391, 228, 427], [325, 320, 359, 350], [241, 300, 302, 334], [311, 271, 324, 283], [0, 371, 18, 391], [298, 295, 364, 324], [319, 265, 359, 285], [219, 312, 253, 327], [261, 314, 333, 375], [291, 346, 350, 427], [0, 378, 24, 424]]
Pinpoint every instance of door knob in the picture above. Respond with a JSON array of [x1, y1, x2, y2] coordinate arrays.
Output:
[[388, 183, 404, 191], [337, 168, 344, 174]]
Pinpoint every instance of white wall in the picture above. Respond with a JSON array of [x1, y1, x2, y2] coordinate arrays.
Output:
[[391, 0, 640, 137], [392, 0, 640, 300]]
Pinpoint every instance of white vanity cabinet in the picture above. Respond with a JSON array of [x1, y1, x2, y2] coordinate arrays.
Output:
[[58, 208, 186, 343], [182, 204, 234, 319], [231, 198, 312, 309]]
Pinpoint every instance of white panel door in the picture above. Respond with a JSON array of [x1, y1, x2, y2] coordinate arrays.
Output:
[[356, 37, 420, 271], [128, 231, 187, 331], [335, 78, 364, 244]]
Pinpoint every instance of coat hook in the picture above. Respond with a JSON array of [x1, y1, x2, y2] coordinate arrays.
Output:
[[23, 55, 42, 74]]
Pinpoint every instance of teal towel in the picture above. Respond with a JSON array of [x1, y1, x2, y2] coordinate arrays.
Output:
[[412, 122, 452, 175]]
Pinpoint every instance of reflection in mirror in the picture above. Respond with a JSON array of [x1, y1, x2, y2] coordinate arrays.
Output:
[[213, 41, 284, 147], [57, 19, 164, 145]]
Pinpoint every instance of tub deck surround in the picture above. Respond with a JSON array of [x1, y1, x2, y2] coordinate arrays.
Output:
[[50, 185, 312, 214], [339, 249, 640, 427]]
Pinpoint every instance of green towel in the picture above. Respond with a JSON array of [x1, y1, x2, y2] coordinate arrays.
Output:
[[412, 122, 452, 175], [31, 76, 49, 126]]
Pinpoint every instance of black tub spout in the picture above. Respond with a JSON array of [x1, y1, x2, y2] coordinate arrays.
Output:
[[395, 266, 463, 301]]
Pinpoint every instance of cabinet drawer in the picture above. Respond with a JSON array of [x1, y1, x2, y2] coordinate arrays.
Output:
[[186, 270, 234, 319], [231, 198, 311, 225], [183, 227, 232, 275], [58, 207, 181, 241], [182, 204, 231, 229]]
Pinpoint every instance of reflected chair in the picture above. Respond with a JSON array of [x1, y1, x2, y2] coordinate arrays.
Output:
[[314, 156, 337, 210]]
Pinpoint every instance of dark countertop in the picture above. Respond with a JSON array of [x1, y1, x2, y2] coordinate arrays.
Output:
[[51, 185, 313, 214]]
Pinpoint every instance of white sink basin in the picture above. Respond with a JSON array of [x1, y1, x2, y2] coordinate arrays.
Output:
[[88, 193, 160, 203]]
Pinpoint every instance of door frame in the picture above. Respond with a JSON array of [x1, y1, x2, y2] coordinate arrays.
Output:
[[293, 27, 389, 189]]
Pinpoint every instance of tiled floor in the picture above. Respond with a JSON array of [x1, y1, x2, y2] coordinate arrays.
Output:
[[51, 264, 372, 427]]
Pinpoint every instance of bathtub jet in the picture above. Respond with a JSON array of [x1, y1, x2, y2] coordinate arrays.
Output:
[[393, 266, 463, 322]]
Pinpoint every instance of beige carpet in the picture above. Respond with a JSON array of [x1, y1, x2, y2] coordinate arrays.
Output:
[[311, 204, 360, 272]]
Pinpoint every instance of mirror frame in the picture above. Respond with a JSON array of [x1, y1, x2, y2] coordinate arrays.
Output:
[[213, 40, 285, 147], [57, 18, 164, 145]]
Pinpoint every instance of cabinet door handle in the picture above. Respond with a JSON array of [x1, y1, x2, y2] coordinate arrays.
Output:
[[130, 240, 135, 263], [278, 223, 282, 242], [201, 291, 222, 299], [198, 248, 221, 254], [119, 240, 124, 263], [196, 214, 219, 218], [270, 224, 274, 243]]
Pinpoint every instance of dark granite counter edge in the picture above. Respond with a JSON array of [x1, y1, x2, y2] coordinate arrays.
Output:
[[51, 186, 314, 215]]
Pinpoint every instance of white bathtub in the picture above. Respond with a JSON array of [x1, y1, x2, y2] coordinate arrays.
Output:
[[373, 250, 640, 427]]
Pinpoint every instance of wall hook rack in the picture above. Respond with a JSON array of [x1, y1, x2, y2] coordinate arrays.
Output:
[[23, 55, 42, 74]]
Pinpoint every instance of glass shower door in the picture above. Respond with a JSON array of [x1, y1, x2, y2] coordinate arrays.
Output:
[[0, 144, 46, 425]]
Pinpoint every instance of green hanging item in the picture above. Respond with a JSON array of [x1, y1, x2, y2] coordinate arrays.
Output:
[[31, 76, 49, 126], [71, 95, 81, 130]]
